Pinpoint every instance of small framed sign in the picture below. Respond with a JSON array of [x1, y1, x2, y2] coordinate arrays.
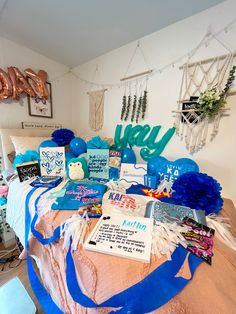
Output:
[[22, 121, 62, 130], [84, 214, 153, 263], [28, 82, 53, 118], [16, 161, 41, 182]]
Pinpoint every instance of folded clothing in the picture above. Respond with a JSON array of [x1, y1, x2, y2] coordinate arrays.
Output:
[[51, 182, 107, 210], [102, 190, 155, 217], [126, 183, 170, 199]]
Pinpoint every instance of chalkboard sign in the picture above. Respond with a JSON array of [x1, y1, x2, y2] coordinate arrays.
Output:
[[87, 149, 109, 179], [16, 161, 41, 182], [84, 214, 153, 263], [181, 96, 199, 123]]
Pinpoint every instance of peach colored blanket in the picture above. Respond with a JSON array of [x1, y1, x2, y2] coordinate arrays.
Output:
[[28, 199, 236, 314]]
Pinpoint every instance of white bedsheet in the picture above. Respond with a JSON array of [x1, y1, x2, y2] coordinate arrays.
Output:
[[6, 178, 55, 246]]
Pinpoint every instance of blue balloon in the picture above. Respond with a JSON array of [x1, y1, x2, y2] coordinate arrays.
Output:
[[154, 157, 199, 183], [175, 158, 199, 172], [69, 137, 87, 157], [65, 151, 76, 164], [147, 156, 167, 175], [121, 148, 136, 164], [39, 140, 58, 151]]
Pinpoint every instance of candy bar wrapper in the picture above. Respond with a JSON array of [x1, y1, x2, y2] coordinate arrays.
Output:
[[181, 217, 215, 265]]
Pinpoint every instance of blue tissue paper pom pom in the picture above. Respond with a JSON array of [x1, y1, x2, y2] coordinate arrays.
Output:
[[13, 150, 40, 170], [52, 128, 75, 146], [171, 171, 223, 215], [87, 136, 109, 149]]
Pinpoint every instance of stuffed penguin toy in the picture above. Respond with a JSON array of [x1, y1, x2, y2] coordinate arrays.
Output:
[[67, 157, 89, 180]]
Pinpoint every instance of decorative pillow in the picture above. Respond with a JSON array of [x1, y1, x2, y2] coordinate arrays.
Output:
[[7, 151, 16, 164], [10, 136, 49, 155]]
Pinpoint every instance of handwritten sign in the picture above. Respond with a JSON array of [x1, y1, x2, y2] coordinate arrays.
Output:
[[22, 122, 62, 130], [84, 214, 153, 262], [16, 161, 41, 182], [87, 149, 109, 179]]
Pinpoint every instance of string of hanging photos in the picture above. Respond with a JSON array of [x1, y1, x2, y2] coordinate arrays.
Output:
[[55, 17, 236, 89]]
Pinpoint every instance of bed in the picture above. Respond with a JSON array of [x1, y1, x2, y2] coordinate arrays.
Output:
[[1, 128, 236, 314]]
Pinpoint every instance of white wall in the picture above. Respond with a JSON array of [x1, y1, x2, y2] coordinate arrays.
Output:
[[73, 0, 236, 203], [0, 36, 73, 129]]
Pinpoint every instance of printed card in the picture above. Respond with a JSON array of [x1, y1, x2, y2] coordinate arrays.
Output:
[[40, 147, 66, 177], [119, 163, 147, 187], [87, 149, 109, 179], [16, 161, 41, 182], [84, 214, 153, 263]]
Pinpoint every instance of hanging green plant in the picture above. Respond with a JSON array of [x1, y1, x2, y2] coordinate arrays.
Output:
[[222, 65, 236, 95], [124, 95, 132, 121], [136, 94, 143, 123], [141, 90, 148, 119], [131, 94, 137, 122], [194, 65, 236, 118], [120, 95, 127, 120]]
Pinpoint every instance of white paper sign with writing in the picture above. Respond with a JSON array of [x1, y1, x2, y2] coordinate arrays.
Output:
[[84, 214, 153, 263], [119, 163, 147, 187]]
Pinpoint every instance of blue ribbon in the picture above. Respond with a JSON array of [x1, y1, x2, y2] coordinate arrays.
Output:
[[66, 240, 202, 313], [25, 187, 202, 313], [30, 187, 62, 245], [25, 187, 63, 314]]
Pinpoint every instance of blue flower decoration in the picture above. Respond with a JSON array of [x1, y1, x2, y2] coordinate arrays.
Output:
[[51, 128, 75, 146], [13, 150, 40, 170], [171, 172, 223, 215], [87, 136, 109, 149]]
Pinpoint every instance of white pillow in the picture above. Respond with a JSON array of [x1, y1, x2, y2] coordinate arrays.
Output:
[[10, 136, 49, 155]]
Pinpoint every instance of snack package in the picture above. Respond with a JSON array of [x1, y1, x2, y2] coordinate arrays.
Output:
[[109, 150, 121, 180], [78, 204, 102, 218], [31, 176, 63, 188], [181, 217, 215, 265]]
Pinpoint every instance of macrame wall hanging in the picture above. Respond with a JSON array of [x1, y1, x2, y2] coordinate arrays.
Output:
[[88, 88, 106, 131], [86, 65, 107, 131], [173, 35, 236, 154], [120, 42, 153, 123]]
